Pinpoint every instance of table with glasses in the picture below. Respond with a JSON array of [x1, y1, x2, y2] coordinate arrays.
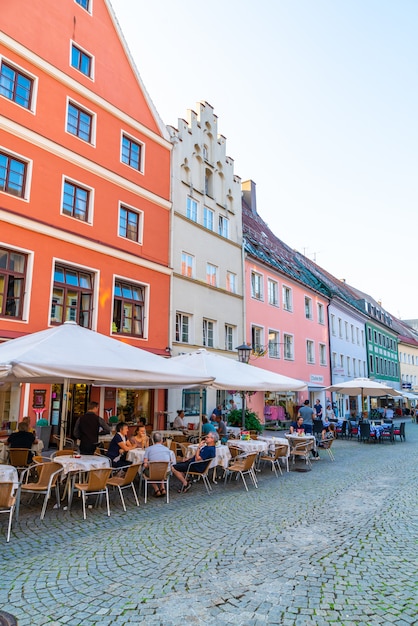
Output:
[[54, 454, 111, 508]]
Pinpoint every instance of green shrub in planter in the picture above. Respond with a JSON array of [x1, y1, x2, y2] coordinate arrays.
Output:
[[36, 418, 49, 426], [227, 409, 263, 432]]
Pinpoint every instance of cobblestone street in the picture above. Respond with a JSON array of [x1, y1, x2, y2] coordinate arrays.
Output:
[[1, 421, 418, 626]]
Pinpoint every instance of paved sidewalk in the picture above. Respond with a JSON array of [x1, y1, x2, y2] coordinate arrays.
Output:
[[1, 421, 418, 625]]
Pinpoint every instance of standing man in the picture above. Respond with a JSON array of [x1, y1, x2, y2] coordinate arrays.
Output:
[[297, 400, 314, 434], [314, 399, 323, 421], [75, 401, 110, 455]]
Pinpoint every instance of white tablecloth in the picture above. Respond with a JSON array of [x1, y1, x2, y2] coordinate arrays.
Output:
[[154, 430, 184, 439], [185, 444, 231, 469], [257, 436, 290, 456], [0, 464, 19, 484], [286, 433, 317, 452], [126, 448, 146, 464], [54, 455, 110, 475], [227, 440, 268, 454]]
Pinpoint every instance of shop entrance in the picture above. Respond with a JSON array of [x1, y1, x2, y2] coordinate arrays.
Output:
[[50, 383, 89, 440]]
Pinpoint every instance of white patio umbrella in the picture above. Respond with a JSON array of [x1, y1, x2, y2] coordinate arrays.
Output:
[[171, 349, 307, 432], [326, 378, 402, 415], [0, 322, 214, 446]]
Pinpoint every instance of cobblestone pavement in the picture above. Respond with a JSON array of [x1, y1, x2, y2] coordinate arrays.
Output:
[[1, 420, 418, 626]]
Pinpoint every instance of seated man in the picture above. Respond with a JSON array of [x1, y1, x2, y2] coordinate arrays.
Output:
[[201, 415, 216, 435], [215, 414, 228, 444], [172, 432, 218, 493], [143, 432, 176, 497], [8, 421, 38, 462], [289, 416, 305, 434]]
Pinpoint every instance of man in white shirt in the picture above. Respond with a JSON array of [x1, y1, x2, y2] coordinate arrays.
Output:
[[143, 432, 175, 497]]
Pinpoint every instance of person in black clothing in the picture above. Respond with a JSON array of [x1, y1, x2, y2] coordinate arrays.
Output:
[[8, 421, 37, 462], [74, 401, 110, 455]]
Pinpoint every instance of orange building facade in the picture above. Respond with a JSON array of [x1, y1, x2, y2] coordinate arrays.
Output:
[[0, 0, 172, 434]]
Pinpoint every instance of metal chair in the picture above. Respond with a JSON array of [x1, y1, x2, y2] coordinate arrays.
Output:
[[8, 448, 31, 474], [20, 462, 63, 519], [0, 483, 16, 542], [393, 422, 406, 442], [74, 468, 112, 519], [51, 449, 77, 459], [52, 435, 75, 450], [380, 424, 394, 443], [224, 452, 258, 491], [289, 440, 314, 466], [259, 444, 288, 477], [319, 437, 335, 461], [184, 458, 213, 495], [143, 462, 170, 503], [107, 463, 140, 511]]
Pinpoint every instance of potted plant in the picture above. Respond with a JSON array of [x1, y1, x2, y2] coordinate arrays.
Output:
[[227, 409, 263, 433]]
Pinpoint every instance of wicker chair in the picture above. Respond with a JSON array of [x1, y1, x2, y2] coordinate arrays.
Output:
[[184, 458, 213, 495], [0, 483, 16, 542], [259, 444, 288, 477], [74, 468, 112, 519], [289, 440, 314, 466], [224, 452, 258, 491], [107, 464, 140, 511], [8, 448, 31, 474], [143, 462, 170, 504], [319, 437, 335, 461], [20, 461, 63, 519]]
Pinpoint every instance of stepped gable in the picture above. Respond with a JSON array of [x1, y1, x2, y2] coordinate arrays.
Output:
[[242, 198, 330, 297]]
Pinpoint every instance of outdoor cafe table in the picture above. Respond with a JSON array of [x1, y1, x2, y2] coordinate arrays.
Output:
[[257, 435, 290, 456], [227, 439, 268, 454], [370, 423, 392, 439], [54, 454, 110, 508], [154, 430, 184, 439], [185, 444, 232, 469], [285, 433, 317, 454], [0, 463, 20, 519]]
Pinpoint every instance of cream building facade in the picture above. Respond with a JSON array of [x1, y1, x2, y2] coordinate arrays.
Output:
[[167, 102, 244, 420]]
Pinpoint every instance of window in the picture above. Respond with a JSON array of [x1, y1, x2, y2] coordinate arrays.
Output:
[[351, 324, 354, 343], [330, 314, 335, 335], [284, 334, 294, 360], [226, 271, 237, 294], [121, 134, 142, 172], [51, 264, 93, 328], [0, 247, 26, 318], [374, 330, 377, 343], [225, 324, 234, 351], [181, 252, 194, 278], [203, 206, 213, 230], [0, 151, 27, 198], [367, 327, 372, 341], [332, 352, 337, 368], [340, 354, 344, 369], [218, 215, 229, 238], [369, 354, 374, 373], [75, 0, 90, 9], [347, 357, 351, 376], [318, 303, 324, 324], [0, 61, 33, 109], [175, 313, 190, 343], [186, 197, 198, 222], [305, 297, 312, 319], [119, 205, 142, 243], [338, 318, 343, 338], [206, 263, 217, 287], [71, 44, 92, 77], [251, 272, 263, 300], [319, 344, 326, 366], [353, 359, 357, 377], [268, 279, 279, 306], [345, 321, 349, 341], [112, 280, 145, 337], [375, 356, 379, 374], [204, 169, 213, 196], [356, 328, 360, 345], [282, 286, 292, 311], [62, 180, 90, 222], [306, 340, 314, 364], [251, 326, 263, 352], [268, 330, 280, 359], [203, 319, 214, 347], [67, 101, 93, 142]]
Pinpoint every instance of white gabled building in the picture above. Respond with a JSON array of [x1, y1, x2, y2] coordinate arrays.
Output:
[[167, 102, 244, 422]]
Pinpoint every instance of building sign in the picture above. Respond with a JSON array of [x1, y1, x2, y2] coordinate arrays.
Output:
[[402, 383, 412, 389], [32, 389, 46, 408], [310, 375, 324, 383]]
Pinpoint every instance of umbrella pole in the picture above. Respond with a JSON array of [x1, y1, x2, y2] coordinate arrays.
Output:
[[59, 379, 70, 451], [241, 391, 246, 430], [198, 387, 203, 439]]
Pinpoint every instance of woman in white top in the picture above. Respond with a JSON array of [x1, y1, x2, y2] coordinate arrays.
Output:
[[173, 409, 186, 430]]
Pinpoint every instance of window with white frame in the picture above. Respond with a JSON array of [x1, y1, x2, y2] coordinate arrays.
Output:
[[338, 318, 343, 338], [119, 204, 142, 243], [62, 179, 92, 222], [75, 0, 90, 10], [319, 343, 326, 366], [284, 334, 294, 360], [203, 319, 214, 347], [203, 206, 214, 230], [0, 149, 29, 199], [0, 246, 27, 319], [305, 296, 313, 319], [186, 197, 198, 222], [226, 271, 237, 294], [345, 321, 349, 341], [121, 134, 143, 172], [206, 263, 217, 287], [67, 100, 93, 143], [369, 354, 374, 373], [306, 340, 315, 364], [0, 60, 34, 110], [225, 324, 234, 351], [317, 303, 324, 324], [71, 43, 93, 78], [251, 326, 263, 352], [51, 264, 94, 328], [268, 279, 279, 306], [356, 327, 360, 345], [268, 330, 280, 358], [347, 356, 351, 376], [340, 354, 344, 369], [332, 352, 337, 368], [181, 252, 194, 278], [175, 312, 190, 343], [331, 314, 336, 335], [112, 279, 145, 337], [353, 359, 357, 377], [351, 324, 355, 343], [251, 271, 263, 300], [204, 169, 213, 196], [282, 286, 292, 311], [218, 215, 229, 238]]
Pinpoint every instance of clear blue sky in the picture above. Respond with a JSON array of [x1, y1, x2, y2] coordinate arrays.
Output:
[[111, 0, 418, 320]]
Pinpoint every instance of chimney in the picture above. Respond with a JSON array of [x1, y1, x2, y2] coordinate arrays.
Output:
[[242, 180, 257, 215]]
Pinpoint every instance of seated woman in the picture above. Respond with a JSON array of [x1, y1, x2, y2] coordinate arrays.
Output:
[[129, 425, 149, 449], [289, 416, 305, 434], [319, 422, 336, 445], [106, 422, 133, 468], [201, 415, 216, 435], [173, 409, 187, 431]]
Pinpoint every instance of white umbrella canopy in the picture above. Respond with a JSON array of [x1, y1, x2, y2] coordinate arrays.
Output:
[[0, 322, 214, 387], [171, 349, 307, 392], [326, 378, 403, 397]]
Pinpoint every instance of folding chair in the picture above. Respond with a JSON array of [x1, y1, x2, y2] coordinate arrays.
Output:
[[224, 452, 258, 491], [107, 464, 140, 511]]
